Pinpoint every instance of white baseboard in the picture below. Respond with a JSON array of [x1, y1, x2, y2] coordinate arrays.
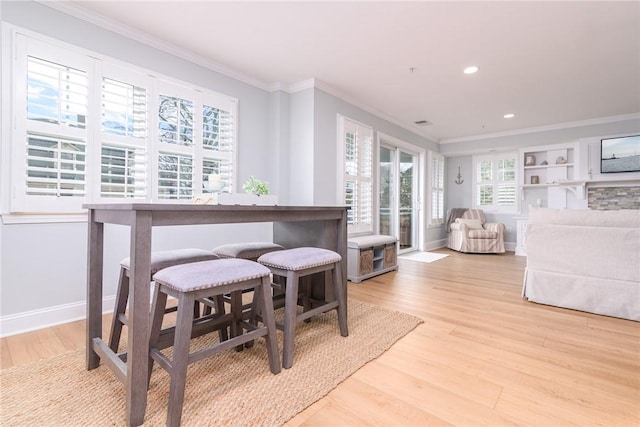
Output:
[[0, 239, 518, 338], [425, 239, 517, 252], [424, 239, 447, 251], [0, 296, 115, 338]]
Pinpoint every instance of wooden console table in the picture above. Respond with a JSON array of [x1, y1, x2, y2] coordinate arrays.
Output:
[[84, 203, 347, 426]]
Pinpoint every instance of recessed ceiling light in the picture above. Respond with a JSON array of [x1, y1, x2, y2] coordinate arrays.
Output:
[[504, 113, 515, 119], [463, 66, 479, 74]]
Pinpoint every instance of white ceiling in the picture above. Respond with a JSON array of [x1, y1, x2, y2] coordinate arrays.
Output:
[[69, 1, 640, 142]]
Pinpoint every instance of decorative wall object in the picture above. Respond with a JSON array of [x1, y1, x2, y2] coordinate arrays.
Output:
[[455, 166, 464, 184], [525, 155, 536, 166]]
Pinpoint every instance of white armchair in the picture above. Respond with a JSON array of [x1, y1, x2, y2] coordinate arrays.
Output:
[[447, 209, 505, 254]]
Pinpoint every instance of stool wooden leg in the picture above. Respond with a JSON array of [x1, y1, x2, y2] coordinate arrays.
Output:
[[257, 276, 281, 374], [148, 284, 168, 386], [333, 262, 348, 337], [230, 290, 244, 352], [302, 276, 312, 323], [193, 300, 200, 318], [282, 270, 300, 369], [214, 295, 229, 342], [167, 292, 196, 427], [244, 289, 260, 349], [108, 268, 129, 352]]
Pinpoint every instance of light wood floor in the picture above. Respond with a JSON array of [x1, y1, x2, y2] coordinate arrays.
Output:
[[2, 249, 639, 426]]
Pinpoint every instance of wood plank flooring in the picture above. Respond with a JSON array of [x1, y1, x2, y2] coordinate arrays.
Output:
[[2, 249, 639, 426]]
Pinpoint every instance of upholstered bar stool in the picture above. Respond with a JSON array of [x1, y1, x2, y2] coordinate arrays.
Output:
[[257, 247, 348, 369], [210, 242, 284, 316], [149, 258, 281, 427], [109, 248, 220, 353], [212, 242, 284, 261]]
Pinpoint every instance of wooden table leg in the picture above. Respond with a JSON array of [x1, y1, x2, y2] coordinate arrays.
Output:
[[86, 210, 103, 370], [126, 211, 152, 426]]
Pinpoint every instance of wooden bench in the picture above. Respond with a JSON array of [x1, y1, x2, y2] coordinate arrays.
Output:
[[347, 235, 398, 283]]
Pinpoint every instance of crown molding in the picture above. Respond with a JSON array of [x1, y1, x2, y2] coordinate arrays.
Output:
[[288, 78, 317, 93], [32, 2, 438, 145], [287, 78, 438, 143], [440, 113, 640, 144], [36, 1, 273, 92], [269, 81, 289, 92]]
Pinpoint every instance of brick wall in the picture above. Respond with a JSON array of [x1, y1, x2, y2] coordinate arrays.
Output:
[[588, 186, 640, 210]]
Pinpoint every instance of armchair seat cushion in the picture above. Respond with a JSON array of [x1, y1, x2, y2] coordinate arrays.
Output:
[[467, 229, 498, 239]]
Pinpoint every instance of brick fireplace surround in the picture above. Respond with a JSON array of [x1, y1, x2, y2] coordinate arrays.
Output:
[[588, 186, 640, 210]]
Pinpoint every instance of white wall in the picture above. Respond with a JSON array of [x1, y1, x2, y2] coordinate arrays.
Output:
[[444, 117, 640, 247], [311, 88, 445, 244], [0, 1, 440, 336], [440, 116, 640, 157], [7, 1, 634, 335], [288, 89, 316, 205], [269, 90, 291, 203], [0, 1, 276, 335]]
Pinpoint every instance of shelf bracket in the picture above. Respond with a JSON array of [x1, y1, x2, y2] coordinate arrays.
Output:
[[557, 182, 586, 200]]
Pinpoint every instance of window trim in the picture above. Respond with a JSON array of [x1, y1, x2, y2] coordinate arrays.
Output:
[[4, 26, 238, 219], [472, 151, 519, 213], [337, 114, 375, 236], [428, 151, 445, 226]]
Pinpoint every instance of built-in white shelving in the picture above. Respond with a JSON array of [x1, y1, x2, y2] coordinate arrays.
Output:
[[519, 143, 578, 207]]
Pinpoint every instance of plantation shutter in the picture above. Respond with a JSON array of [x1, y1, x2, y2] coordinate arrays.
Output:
[[11, 32, 239, 213], [342, 118, 373, 234], [202, 103, 234, 194], [14, 36, 92, 213], [430, 153, 445, 224], [474, 152, 518, 212], [496, 158, 517, 206], [477, 159, 494, 207], [155, 82, 237, 200], [99, 72, 148, 199]]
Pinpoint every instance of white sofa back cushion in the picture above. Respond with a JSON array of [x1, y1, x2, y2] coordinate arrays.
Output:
[[529, 207, 640, 228]]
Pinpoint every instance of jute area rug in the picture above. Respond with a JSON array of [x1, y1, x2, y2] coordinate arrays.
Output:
[[1, 300, 422, 426]]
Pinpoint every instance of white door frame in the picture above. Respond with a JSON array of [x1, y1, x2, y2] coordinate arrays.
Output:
[[377, 133, 425, 253]]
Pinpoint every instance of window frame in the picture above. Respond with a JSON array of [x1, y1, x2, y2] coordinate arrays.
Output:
[[472, 151, 519, 213], [6, 28, 238, 218], [12, 35, 93, 213], [428, 151, 445, 226], [337, 115, 374, 236]]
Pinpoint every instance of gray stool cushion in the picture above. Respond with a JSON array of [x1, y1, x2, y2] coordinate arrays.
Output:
[[212, 242, 284, 260], [257, 247, 341, 271], [120, 248, 219, 275], [153, 259, 271, 292]]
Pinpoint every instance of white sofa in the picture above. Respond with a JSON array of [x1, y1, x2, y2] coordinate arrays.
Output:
[[522, 207, 640, 321]]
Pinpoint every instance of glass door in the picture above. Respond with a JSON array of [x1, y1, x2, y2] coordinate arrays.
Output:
[[379, 144, 419, 253], [379, 146, 394, 237]]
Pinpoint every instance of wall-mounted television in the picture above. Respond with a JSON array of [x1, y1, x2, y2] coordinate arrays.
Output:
[[600, 135, 640, 173]]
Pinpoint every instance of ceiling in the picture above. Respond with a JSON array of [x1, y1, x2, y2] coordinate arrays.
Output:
[[68, 1, 640, 143]]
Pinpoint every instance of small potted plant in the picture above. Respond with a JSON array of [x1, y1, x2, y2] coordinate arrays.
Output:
[[208, 176, 277, 205], [243, 176, 270, 196]]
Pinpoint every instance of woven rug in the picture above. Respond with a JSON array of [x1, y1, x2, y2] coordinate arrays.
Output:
[[0, 300, 421, 426]]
